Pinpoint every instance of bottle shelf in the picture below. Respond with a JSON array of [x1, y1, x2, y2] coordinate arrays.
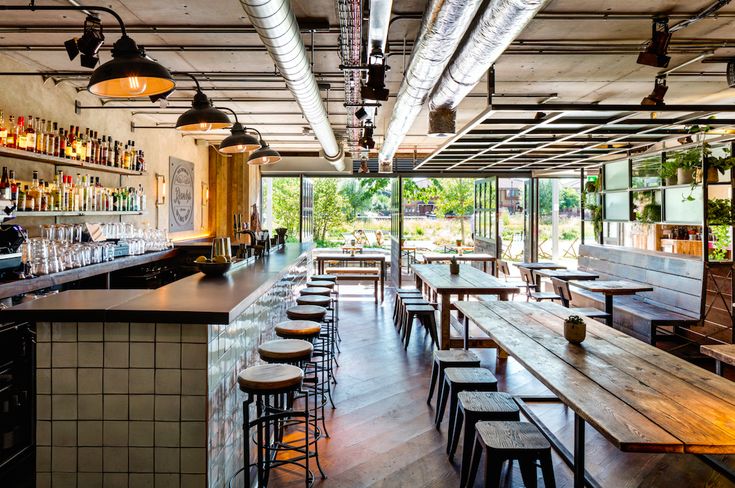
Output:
[[15, 211, 143, 217], [0, 146, 145, 176]]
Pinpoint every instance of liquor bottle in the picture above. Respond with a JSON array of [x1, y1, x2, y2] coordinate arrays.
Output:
[[0, 166, 10, 200], [36, 119, 45, 154], [0, 111, 7, 147], [16, 116, 26, 150], [92, 131, 98, 164], [5, 115, 15, 148], [25, 116, 36, 152], [60, 128, 68, 158], [52, 122, 59, 157], [27, 171, 40, 211], [18, 184, 26, 211], [9, 170, 18, 204], [75, 127, 83, 161], [40, 181, 49, 212], [68, 126, 76, 159]]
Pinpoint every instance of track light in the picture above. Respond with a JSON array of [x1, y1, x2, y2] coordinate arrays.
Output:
[[175, 74, 231, 132], [359, 124, 375, 150], [641, 76, 668, 106], [361, 49, 389, 101], [64, 16, 105, 69], [637, 17, 671, 68], [355, 107, 369, 121], [728, 61, 735, 88]]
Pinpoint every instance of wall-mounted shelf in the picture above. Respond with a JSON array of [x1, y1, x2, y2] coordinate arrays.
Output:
[[0, 146, 145, 176], [15, 211, 143, 217]]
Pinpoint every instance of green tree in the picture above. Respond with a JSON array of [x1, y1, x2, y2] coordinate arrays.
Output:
[[433, 178, 474, 242], [560, 187, 580, 211], [338, 177, 390, 220], [313, 178, 349, 242], [271, 178, 300, 241]]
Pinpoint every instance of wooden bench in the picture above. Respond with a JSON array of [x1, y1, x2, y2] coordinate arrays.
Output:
[[701, 344, 735, 376], [573, 245, 701, 344], [324, 266, 380, 275], [330, 272, 380, 303]]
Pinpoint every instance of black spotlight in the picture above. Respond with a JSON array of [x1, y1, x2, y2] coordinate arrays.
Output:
[[727, 60, 735, 88], [637, 17, 671, 68], [64, 15, 105, 69], [641, 76, 668, 106], [359, 125, 375, 150], [361, 49, 389, 101], [355, 107, 369, 121]]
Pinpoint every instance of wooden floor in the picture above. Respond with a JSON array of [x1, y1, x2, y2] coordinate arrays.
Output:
[[270, 285, 735, 488]]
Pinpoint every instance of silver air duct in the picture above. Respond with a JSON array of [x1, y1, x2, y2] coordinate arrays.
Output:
[[239, 0, 345, 170], [377, 0, 482, 171], [337, 0, 362, 153], [428, 0, 550, 136]]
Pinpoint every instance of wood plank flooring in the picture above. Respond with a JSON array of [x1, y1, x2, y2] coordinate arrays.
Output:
[[270, 286, 735, 488]]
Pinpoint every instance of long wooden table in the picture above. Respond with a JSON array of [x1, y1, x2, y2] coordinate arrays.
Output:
[[412, 264, 519, 349], [315, 252, 386, 300], [421, 252, 496, 274], [569, 279, 654, 326], [454, 300, 735, 488]]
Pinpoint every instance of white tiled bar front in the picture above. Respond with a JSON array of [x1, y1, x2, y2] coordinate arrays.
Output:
[[15, 245, 311, 488]]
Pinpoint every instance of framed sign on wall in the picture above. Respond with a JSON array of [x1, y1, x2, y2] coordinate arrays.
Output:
[[169, 157, 195, 232]]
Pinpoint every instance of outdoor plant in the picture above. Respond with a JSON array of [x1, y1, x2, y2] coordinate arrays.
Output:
[[708, 198, 733, 226], [708, 199, 733, 261], [582, 180, 602, 240], [708, 147, 735, 178], [639, 203, 662, 224], [659, 158, 678, 185], [563, 314, 587, 344]]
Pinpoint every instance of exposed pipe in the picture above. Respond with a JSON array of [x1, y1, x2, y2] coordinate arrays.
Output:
[[337, 0, 362, 151], [361, 0, 394, 129], [428, 0, 550, 136], [238, 0, 345, 170], [378, 0, 483, 170]]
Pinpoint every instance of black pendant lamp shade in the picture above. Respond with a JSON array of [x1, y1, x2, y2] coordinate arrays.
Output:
[[219, 122, 260, 154], [88, 35, 175, 98], [176, 90, 231, 132], [248, 142, 281, 165]]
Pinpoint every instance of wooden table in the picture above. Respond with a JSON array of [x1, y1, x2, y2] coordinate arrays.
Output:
[[454, 300, 735, 488], [701, 344, 735, 376], [421, 252, 496, 274], [315, 252, 386, 300], [515, 262, 567, 290], [412, 264, 519, 349], [569, 280, 653, 326], [533, 269, 599, 281], [341, 245, 364, 254]]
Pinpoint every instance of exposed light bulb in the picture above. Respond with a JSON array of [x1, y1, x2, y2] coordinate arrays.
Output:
[[124, 76, 147, 95], [198, 122, 213, 131], [237, 144, 245, 151]]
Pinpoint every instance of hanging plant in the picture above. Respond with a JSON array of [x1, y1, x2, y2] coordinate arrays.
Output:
[[582, 180, 602, 239]]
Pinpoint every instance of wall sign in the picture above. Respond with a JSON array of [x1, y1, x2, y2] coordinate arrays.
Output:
[[169, 157, 195, 232]]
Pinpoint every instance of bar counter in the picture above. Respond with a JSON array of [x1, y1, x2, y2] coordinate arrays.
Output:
[[3, 242, 313, 488]]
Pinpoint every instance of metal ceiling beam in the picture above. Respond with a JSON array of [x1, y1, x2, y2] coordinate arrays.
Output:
[[484, 103, 735, 113], [0, 23, 339, 34], [478, 118, 735, 126]]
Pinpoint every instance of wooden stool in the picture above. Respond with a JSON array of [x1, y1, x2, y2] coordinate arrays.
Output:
[[309, 280, 335, 289], [275, 320, 322, 340], [393, 291, 424, 325], [287, 305, 327, 321], [300, 286, 332, 297], [397, 297, 430, 333], [403, 304, 438, 350], [258, 339, 314, 364], [436, 367, 497, 431], [466, 421, 555, 488], [427, 350, 481, 405], [311, 274, 337, 282], [297, 295, 332, 307], [449, 392, 521, 487]]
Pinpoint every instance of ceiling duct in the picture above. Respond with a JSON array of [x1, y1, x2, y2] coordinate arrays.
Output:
[[428, 0, 550, 136], [337, 0, 362, 153], [239, 0, 344, 170], [378, 0, 483, 171]]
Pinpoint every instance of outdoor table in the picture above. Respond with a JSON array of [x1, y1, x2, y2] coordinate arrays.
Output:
[[533, 269, 599, 281], [401, 246, 417, 273], [700, 344, 735, 376], [421, 252, 496, 274], [515, 261, 567, 290], [315, 252, 386, 301], [412, 264, 519, 349], [454, 300, 735, 488], [341, 246, 363, 254], [569, 279, 653, 326]]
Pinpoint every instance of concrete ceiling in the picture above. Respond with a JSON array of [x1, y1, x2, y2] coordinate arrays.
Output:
[[0, 0, 734, 170]]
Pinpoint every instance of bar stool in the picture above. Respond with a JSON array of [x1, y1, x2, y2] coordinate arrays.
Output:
[[397, 297, 430, 334], [311, 274, 336, 282], [448, 392, 521, 487], [296, 295, 331, 308], [275, 320, 322, 341], [309, 280, 335, 289], [236, 364, 312, 488], [402, 303, 438, 350], [300, 286, 332, 297], [393, 290, 424, 326], [258, 339, 314, 365], [435, 367, 498, 431], [466, 421, 555, 488], [299, 289, 339, 351], [287, 305, 327, 321], [427, 350, 481, 406]]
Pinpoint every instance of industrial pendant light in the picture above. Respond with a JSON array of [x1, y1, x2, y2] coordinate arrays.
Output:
[[175, 74, 231, 132], [88, 35, 175, 98], [248, 140, 281, 165], [218, 108, 261, 154]]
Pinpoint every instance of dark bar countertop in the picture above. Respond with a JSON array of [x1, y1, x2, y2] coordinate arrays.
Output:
[[2, 242, 312, 324]]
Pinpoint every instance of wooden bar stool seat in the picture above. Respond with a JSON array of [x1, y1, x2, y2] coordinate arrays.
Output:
[[238, 363, 304, 393], [275, 320, 322, 339], [427, 350, 481, 406], [297, 295, 331, 307], [287, 305, 328, 321], [393, 292, 425, 327], [258, 339, 314, 363], [300, 286, 332, 297], [436, 367, 497, 433], [309, 280, 335, 288], [466, 421, 555, 488], [396, 297, 430, 332], [403, 304, 438, 350], [448, 392, 521, 487], [311, 274, 337, 282]]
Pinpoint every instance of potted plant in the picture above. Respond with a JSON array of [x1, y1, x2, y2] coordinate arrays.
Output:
[[449, 256, 460, 275], [659, 158, 678, 186], [564, 315, 587, 344], [639, 203, 661, 223], [673, 146, 702, 185], [707, 148, 735, 184]]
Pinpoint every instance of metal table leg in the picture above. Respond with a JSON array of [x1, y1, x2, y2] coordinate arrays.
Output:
[[604, 294, 614, 326], [574, 413, 586, 488]]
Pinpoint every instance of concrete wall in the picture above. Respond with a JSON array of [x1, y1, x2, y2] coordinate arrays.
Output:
[[0, 54, 210, 240]]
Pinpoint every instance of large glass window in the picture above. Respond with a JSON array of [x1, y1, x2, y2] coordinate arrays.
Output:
[[604, 160, 629, 190], [604, 191, 630, 221], [537, 178, 581, 266]]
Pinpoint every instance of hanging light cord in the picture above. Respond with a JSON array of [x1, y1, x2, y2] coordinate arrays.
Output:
[[219, 106, 265, 144], [2, 2, 128, 36]]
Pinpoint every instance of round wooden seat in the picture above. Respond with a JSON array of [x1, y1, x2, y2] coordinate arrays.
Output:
[[444, 367, 497, 385], [405, 304, 435, 314], [434, 350, 480, 364], [300, 286, 332, 297], [309, 280, 335, 288], [311, 274, 337, 282], [296, 295, 331, 307], [258, 339, 313, 362], [237, 363, 304, 392], [275, 320, 322, 338], [287, 304, 328, 321]]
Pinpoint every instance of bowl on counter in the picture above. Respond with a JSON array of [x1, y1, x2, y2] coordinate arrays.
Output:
[[195, 260, 232, 277]]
